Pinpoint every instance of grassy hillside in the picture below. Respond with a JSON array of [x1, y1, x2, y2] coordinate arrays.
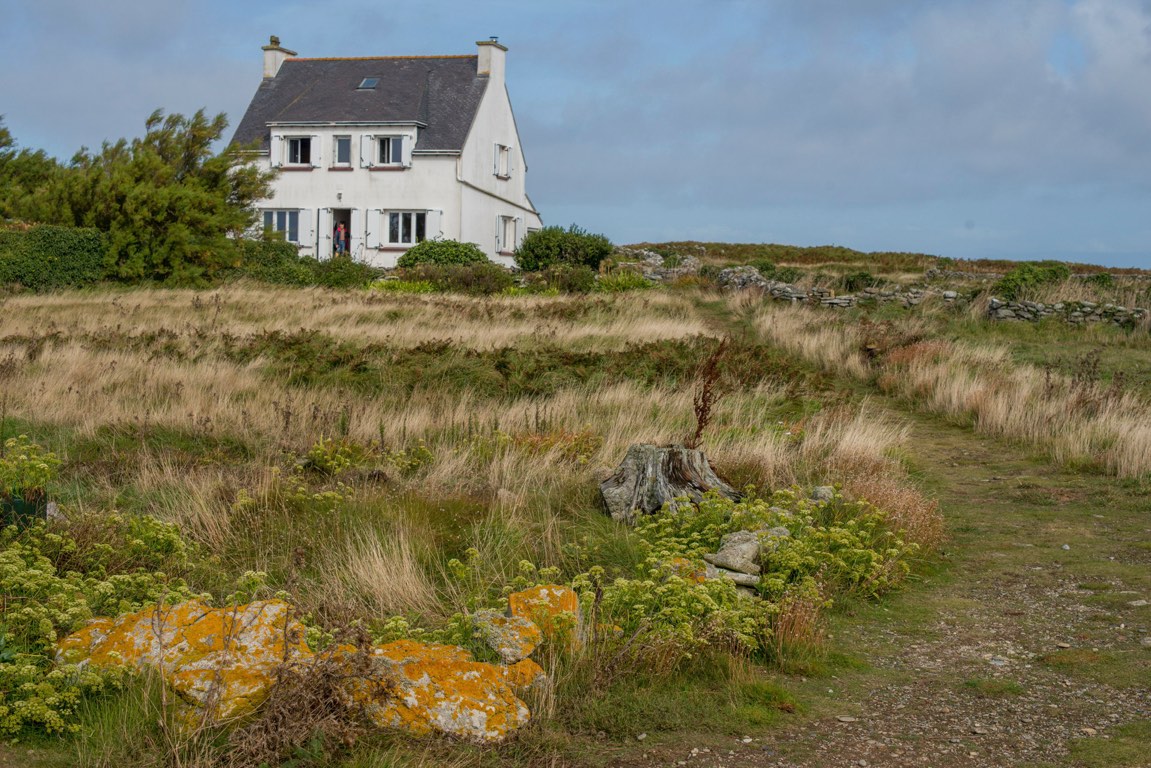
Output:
[[1, 277, 1148, 767]]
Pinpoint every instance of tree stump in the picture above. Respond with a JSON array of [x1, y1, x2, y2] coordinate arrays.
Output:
[[599, 444, 741, 524]]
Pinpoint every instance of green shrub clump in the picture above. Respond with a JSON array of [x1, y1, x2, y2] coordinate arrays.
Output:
[[397, 239, 488, 268], [232, 238, 314, 286], [400, 262, 515, 295], [515, 225, 613, 271], [0, 513, 204, 738], [595, 270, 655, 293], [0, 225, 106, 291], [993, 261, 1072, 300]]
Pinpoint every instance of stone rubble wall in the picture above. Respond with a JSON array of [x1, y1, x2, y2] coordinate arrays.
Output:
[[987, 297, 1148, 326], [716, 266, 1149, 327]]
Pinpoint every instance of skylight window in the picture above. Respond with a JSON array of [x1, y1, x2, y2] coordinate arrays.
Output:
[[358, 77, 379, 89]]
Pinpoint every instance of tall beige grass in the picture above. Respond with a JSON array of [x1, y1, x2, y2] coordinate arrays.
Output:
[[754, 303, 1151, 479], [2, 286, 939, 632]]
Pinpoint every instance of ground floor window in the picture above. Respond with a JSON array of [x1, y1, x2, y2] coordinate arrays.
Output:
[[263, 210, 300, 243], [499, 215, 517, 253], [387, 211, 426, 245]]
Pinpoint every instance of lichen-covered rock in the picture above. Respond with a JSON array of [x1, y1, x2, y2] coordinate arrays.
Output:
[[501, 658, 546, 690], [361, 639, 530, 742], [666, 556, 707, 583], [508, 585, 580, 640], [473, 610, 542, 663], [57, 599, 309, 721]]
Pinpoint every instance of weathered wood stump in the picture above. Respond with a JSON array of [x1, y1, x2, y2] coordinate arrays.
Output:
[[599, 444, 741, 524]]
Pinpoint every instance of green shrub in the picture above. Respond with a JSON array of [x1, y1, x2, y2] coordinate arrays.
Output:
[[515, 225, 613, 271], [749, 259, 777, 278], [595, 270, 655, 293], [0, 225, 105, 291], [774, 266, 804, 284], [1085, 272, 1114, 289], [537, 264, 597, 294], [842, 271, 877, 293], [400, 262, 515, 295], [396, 239, 487, 268], [993, 261, 1072, 300], [232, 238, 313, 286], [308, 256, 381, 289], [0, 515, 203, 739], [370, 278, 437, 294]]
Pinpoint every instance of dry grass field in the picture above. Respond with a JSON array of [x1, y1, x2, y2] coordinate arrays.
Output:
[[3, 277, 1148, 768]]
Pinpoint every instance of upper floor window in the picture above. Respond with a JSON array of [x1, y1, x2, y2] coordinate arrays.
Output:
[[378, 136, 403, 165], [494, 144, 511, 179], [333, 136, 351, 166], [287, 137, 312, 166]]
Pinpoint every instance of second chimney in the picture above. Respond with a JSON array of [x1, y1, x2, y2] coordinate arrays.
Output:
[[476, 38, 507, 85], [262, 35, 297, 79]]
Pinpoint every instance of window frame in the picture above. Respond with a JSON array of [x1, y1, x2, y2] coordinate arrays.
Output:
[[385, 211, 428, 246], [333, 135, 352, 167], [263, 209, 301, 244], [377, 136, 403, 166], [286, 137, 312, 166], [494, 143, 511, 179]]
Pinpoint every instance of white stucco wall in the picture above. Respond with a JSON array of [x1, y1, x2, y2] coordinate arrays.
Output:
[[248, 47, 542, 268]]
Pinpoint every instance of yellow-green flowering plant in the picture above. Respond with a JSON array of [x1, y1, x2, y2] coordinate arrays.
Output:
[[0, 436, 60, 500]]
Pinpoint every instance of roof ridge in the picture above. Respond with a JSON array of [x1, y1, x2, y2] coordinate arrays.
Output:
[[288, 55, 476, 62]]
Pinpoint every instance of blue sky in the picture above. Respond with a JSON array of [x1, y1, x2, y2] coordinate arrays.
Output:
[[2, 0, 1150, 268]]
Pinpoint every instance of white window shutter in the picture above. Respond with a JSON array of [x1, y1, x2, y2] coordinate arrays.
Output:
[[270, 134, 284, 168], [401, 136, 413, 167], [317, 208, 333, 260], [426, 209, 442, 240], [360, 135, 373, 167], [365, 209, 381, 248], [493, 144, 500, 175], [509, 147, 515, 178], [310, 135, 321, 167], [350, 208, 363, 254], [495, 215, 502, 252], [298, 209, 314, 249], [514, 216, 523, 249]]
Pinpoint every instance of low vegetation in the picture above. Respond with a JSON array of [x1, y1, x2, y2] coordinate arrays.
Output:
[[2, 235, 1149, 767]]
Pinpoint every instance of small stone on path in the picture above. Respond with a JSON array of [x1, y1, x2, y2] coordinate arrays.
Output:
[[836, 716, 857, 723]]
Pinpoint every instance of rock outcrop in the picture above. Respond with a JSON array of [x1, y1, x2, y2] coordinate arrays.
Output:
[[360, 640, 531, 743], [57, 596, 566, 743], [57, 599, 309, 722]]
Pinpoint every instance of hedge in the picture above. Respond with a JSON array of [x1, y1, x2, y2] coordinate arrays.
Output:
[[0, 225, 106, 291]]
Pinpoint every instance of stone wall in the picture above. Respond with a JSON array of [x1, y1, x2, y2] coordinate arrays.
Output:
[[987, 298, 1148, 326]]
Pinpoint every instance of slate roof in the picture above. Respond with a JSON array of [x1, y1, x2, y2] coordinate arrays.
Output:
[[230, 55, 488, 152]]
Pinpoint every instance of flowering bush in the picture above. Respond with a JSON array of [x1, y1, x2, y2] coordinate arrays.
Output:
[[0, 516, 202, 738], [0, 436, 60, 497]]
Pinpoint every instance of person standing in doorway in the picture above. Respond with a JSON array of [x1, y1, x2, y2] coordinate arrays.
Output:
[[334, 222, 347, 256]]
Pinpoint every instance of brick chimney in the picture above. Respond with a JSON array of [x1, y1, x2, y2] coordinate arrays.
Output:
[[476, 38, 507, 85], [262, 35, 297, 79]]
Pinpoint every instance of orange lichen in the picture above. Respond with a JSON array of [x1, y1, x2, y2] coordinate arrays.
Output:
[[474, 611, 542, 663], [667, 556, 707, 583], [501, 658, 546, 690], [56, 599, 310, 722], [508, 585, 580, 641], [357, 639, 531, 742]]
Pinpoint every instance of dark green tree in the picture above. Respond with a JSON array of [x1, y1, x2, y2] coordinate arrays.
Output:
[[0, 117, 61, 221], [45, 109, 274, 284]]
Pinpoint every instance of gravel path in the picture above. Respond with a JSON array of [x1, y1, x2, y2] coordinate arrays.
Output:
[[632, 417, 1151, 768]]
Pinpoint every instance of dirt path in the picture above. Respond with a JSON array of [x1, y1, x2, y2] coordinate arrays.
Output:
[[636, 412, 1151, 768]]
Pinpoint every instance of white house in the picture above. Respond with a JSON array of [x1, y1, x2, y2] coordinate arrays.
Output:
[[231, 36, 543, 267]]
